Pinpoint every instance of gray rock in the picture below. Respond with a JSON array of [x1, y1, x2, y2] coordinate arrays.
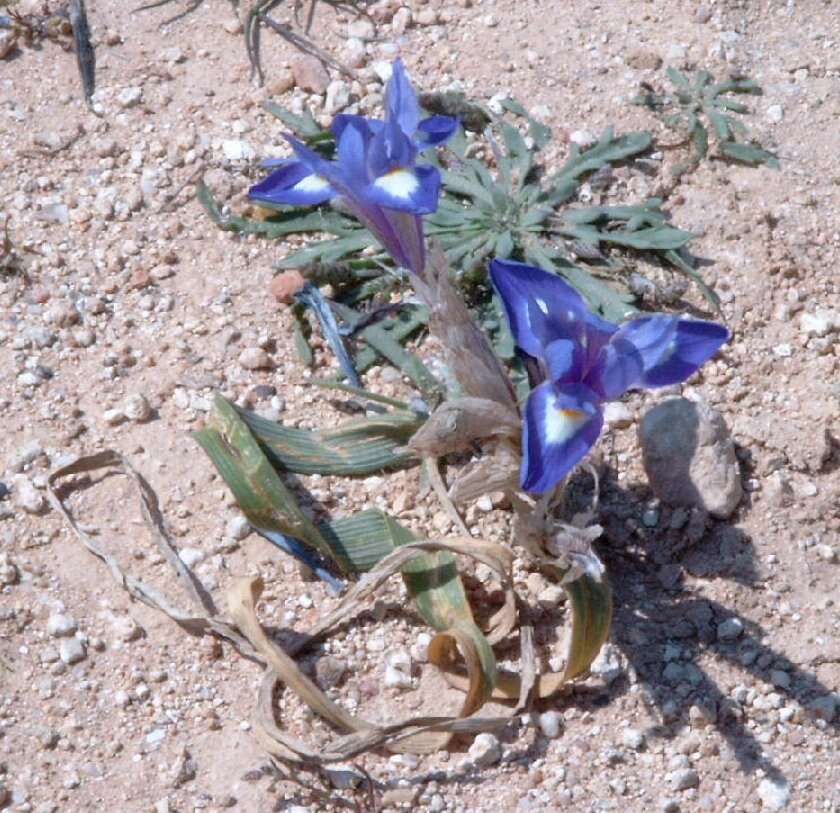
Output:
[[717, 617, 744, 641], [468, 732, 501, 767], [671, 768, 699, 791], [239, 348, 273, 370], [12, 474, 45, 514], [757, 778, 790, 810], [538, 710, 563, 738], [325, 79, 351, 115], [118, 86, 143, 109], [47, 613, 78, 638], [59, 637, 87, 665], [808, 694, 837, 722], [124, 393, 152, 422], [622, 728, 645, 750], [0, 553, 19, 585], [170, 747, 197, 788], [639, 398, 742, 519], [225, 515, 252, 541], [347, 19, 375, 40]]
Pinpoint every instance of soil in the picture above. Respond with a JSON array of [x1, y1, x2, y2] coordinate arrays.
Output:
[[1, 1, 838, 812]]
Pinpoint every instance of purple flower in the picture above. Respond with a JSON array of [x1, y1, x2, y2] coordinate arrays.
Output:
[[249, 60, 457, 276], [490, 259, 730, 494]]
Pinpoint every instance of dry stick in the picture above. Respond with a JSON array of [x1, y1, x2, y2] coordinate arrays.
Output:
[[156, 164, 206, 214], [260, 14, 358, 79], [423, 457, 470, 536]]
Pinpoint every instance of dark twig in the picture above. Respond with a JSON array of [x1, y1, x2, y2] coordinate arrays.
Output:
[[69, 0, 95, 105]]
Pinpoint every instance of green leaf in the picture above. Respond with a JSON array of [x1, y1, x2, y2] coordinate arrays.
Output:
[[237, 402, 423, 477], [562, 574, 613, 681], [663, 249, 721, 312], [194, 396, 345, 570], [262, 102, 327, 141], [666, 66, 691, 91], [706, 109, 730, 141], [691, 121, 709, 159], [276, 230, 376, 269], [719, 141, 780, 168], [442, 167, 496, 207], [332, 302, 441, 400], [552, 130, 652, 186], [499, 97, 552, 149]]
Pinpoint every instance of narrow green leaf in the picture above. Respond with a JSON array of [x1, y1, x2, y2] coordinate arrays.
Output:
[[276, 230, 376, 269], [262, 102, 327, 141], [706, 109, 730, 141], [563, 575, 613, 681], [719, 141, 780, 168], [691, 122, 709, 159]]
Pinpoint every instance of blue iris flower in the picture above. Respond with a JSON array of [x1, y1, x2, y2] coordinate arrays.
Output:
[[249, 59, 457, 277], [490, 259, 730, 494]]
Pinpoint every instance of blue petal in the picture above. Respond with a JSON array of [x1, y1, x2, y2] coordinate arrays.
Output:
[[416, 115, 459, 149], [641, 319, 729, 387], [588, 315, 676, 399], [249, 160, 335, 207], [368, 118, 418, 178], [332, 113, 381, 144], [489, 259, 592, 360], [521, 382, 604, 494], [336, 119, 373, 188], [544, 338, 584, 383], [385, 58, 420, 137], [365, 164, 441, 214]]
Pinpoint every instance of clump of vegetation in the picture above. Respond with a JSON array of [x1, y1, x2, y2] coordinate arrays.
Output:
[[633, 67, 780, 169]]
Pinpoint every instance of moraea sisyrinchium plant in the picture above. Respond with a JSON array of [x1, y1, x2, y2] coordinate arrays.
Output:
[[249, 60, 457, 277], [490, 259, 729, 494]]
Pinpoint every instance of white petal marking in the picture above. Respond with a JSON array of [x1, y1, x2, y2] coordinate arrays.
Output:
[[535, 297, 549, 314], [544, 398, 591, 445], [373, 168, 419, 200], [294, 174, 331, 194]]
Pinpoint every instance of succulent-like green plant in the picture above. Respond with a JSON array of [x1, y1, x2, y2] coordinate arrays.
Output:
[[633, 67, 779, 168]]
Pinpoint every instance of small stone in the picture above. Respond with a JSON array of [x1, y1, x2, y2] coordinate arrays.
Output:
[[770, 670, 791, 690], [170, 747, 197, 788], [773, 343, 793, 358], [12, 475, 46, 514], [315, 656, 347, 689], [114, 690, 131, 708], [123, 394, 152, 422], [667, 43, 687, 61], [590, 643, 622, 684], [808, 695, 837, 722], [292, 55, 330, 93], [570, 130, 597, 148], [225, 515, 251, 541], [538, 710, 563, 738], [641, 507, 660, 527], [671, 768, 699, 791], [47, 613, 78, 638], [391, 7, 412, 34], [622, 728, 645, 750], [416, 8, 438, 25], [800, 309, 836, 337], [815, 544, 837, 563], [717, 617, 744, 641], [410, 632, 432, 663], [103, 409, 126, 427], [178, 548, 205, 568], [384, 664, 413, 690], [117, 86, 143, 109], [325, 79, 351, 115], [59, 637, 86, 665], [625, 49, 663, 70], [757, 778, 790, 810], [0, 553, 19, 586], [468, 733, 501, 767], [222, 139, 256, 161], [766, 104, 784, 123], [269, 69, 296, 95], [239, 348, 273, 370], [222, 17, 244, 34], [269, 270, 307, 304], [109, 613, 144, 643], [604, 401, 633, 429], [639, 398, 742, 519], [347, 19, 375, 40]]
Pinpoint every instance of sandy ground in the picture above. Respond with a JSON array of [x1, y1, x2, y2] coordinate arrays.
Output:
[[1, 0, 839, 811]]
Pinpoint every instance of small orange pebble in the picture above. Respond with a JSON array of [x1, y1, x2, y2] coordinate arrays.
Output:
[[270, 270, 306, 304]]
